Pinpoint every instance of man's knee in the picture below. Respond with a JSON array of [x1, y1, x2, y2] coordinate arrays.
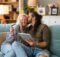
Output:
[[38, 54, 48, 57], [36, 52, 49, 57]]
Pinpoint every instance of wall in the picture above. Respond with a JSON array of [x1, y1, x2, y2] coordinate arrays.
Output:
[[42, 16, 60, 26], [38, 0, 60, 14], [38, 0, 60, 26]]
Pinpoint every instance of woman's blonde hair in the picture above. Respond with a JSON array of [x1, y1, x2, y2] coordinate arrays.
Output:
[[16, 14, 28, 25]]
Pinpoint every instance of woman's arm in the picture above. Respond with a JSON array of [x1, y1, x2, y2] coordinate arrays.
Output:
[[13, 24, 20, 33]]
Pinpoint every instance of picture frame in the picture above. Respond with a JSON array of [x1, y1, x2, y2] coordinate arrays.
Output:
[[37, 7, 46, 15], [51, 6, 58, 15]]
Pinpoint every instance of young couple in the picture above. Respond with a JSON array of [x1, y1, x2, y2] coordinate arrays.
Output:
[[1, 11, 50, 57]]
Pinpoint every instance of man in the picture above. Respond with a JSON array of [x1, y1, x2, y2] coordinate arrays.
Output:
[[20, 12, 50, 57]]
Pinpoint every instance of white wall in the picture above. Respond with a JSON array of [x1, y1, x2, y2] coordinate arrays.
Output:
[[42, 16, 60, 26], [38, 0, 60, 14]]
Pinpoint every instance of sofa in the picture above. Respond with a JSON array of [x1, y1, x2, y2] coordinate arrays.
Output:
[[0, 24, 60, 57]]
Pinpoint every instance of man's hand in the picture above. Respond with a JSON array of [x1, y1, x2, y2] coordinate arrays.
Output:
[[25, 39, 36, 47]]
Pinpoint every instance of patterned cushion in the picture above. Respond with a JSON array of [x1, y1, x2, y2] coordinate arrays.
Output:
[[0, 32, 7, 45]]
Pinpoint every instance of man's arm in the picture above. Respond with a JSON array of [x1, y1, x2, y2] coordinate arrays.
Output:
[[36, 25, 49, 48], [36, 41, 48, 48]]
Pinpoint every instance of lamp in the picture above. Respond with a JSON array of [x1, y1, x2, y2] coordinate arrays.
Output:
[[0, 5, 10, 23], [11, 0, 17, 2], [28, 0, 37, 8], [19, 0, 24, 14], [0, 5, 9, 15]]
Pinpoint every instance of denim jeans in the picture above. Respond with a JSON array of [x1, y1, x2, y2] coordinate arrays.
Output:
[[1, 43, 16, 57], [12, 41, 50, 57], [1, 43, 12, 54], [20, 43, 50, 57], [1, 41, 49, 57], [1, 41, 28, 57], [12, 41, 28, 57]]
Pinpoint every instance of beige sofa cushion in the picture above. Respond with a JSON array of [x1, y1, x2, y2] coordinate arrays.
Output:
[[0, 32, 7, 45]]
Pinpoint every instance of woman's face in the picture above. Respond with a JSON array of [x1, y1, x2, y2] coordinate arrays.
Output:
[[20, 15, 28, 27]]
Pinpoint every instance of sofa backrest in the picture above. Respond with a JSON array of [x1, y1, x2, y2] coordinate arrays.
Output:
[[0, 24, 12, 45], [0, 24, 12, 32], [0, 24, 60, 57], [49, 25, 60, 56]]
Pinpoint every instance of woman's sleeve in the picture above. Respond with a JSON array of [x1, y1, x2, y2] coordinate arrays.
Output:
[[13, 24, 19, 33]]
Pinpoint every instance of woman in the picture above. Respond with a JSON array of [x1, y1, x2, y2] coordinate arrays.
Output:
[[1, 14, 28, 57], [14, 14, 28, 33]]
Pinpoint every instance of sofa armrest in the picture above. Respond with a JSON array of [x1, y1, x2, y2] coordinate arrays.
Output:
[[0, 52, 4, 57], [51, 55, 58, 57]]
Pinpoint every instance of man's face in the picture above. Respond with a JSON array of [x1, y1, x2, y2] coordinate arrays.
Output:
[[31, 17, 36, 26], [28, 13, 33, 23], [28, 13, 36, 26], [20, 16, 28, 27]]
